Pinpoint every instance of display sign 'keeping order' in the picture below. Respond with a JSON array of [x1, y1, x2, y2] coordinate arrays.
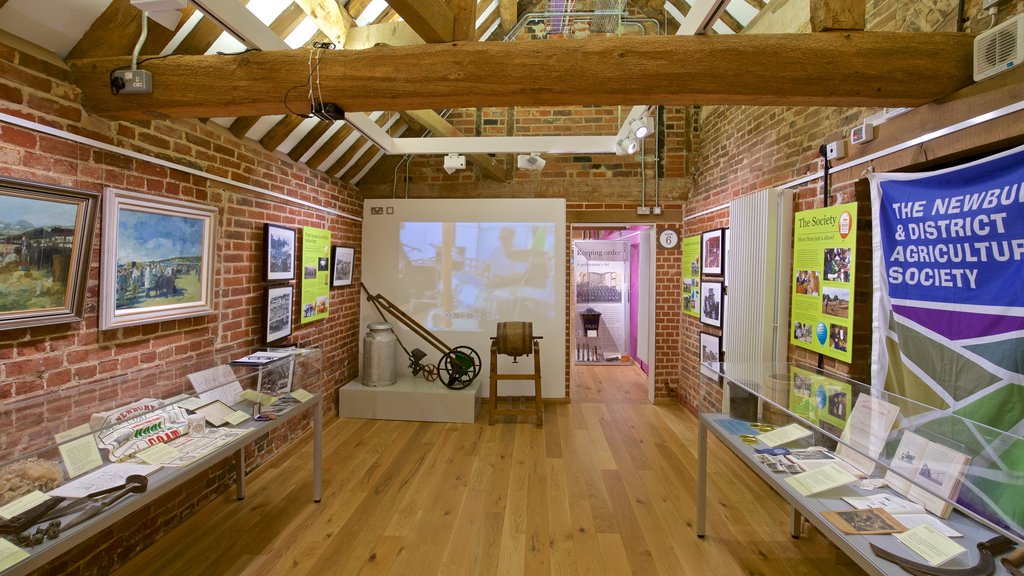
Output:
[[681, 235, 701, 318], [300, 226, 331, 324], [789, 203, 857, 363]]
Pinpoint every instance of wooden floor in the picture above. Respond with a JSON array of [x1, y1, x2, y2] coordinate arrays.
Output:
[[114, 364, 867, 576]]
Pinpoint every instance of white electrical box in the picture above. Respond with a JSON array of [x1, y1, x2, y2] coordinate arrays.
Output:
[[850, 123, 874, 145], [825, 140, 846, 161], [974, 15, 1023, 81]]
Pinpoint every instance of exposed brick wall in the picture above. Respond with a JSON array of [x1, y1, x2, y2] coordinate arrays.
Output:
[[0, 39, 361, 575]]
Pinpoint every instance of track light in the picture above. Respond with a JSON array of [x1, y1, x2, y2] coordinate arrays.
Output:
[[617, 137, 639, 156], [517, 153, 546, 171], [629, 117, 653, 139], [443, 153, 466, 174]]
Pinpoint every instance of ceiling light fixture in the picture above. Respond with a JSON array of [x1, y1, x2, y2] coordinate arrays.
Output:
[[443, 153, 466, 174], [517, 153, 546, 171], [617, 137, 639, 156]]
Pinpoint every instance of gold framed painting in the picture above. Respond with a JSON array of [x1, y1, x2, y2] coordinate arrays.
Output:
[[100, 188, 218, 329], [0, 177, 98, 330]]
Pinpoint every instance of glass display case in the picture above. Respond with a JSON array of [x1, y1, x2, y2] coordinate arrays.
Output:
[[0, 348, 323, 575], [697, 362, 1024, 576]]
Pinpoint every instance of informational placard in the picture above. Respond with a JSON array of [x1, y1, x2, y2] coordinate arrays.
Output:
[[300, 226, 331, 324], [788, 365, 853, 440], [681, 235, 701, 318], [789, 203, 857, 362]]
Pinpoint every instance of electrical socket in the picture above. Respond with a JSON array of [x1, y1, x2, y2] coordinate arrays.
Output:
[[825, 140, 846, 160], [636, 206, 651, 215], [652, 206, 663, 215], [111, 70, 153, 95]]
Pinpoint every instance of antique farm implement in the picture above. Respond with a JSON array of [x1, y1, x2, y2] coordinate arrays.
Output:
[[360, 283, 481, 390]]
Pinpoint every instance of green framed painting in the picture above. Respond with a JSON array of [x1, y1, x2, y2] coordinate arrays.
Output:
[[0, 177, 98, 330]]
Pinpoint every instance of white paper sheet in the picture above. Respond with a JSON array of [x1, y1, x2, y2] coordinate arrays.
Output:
[[187, 365, 243, 407], [47, 463, 161, 498]]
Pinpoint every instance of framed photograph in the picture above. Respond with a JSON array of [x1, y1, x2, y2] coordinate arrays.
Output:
[[264, 223, 296, 281], [265, 285, 293, 343], [701, 228, 724, 276], [699, 331, 722, 379], [100, 188, 217, 329], [258, 356, 295, 397], [331, 245, 354, 287], [700, 280, 723, 328], [0, 178, 98, 330]]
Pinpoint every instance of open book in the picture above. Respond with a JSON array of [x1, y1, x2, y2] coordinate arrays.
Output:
[[884, 431, 970, 519]]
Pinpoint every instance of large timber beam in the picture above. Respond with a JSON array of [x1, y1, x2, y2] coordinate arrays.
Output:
[[294, 0, 356, 46], [68, 33, 975, 121], [403, 110, 505, 181], [387, 0, 455, 43]]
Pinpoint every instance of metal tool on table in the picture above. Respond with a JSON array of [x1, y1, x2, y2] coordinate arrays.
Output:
[[1, 474, 149, 547], [360, 283, 480, 390], [870, 534, 1014, 576]]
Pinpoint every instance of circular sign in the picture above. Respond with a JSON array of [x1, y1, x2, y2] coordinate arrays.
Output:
[[658, 229, 680, 249]]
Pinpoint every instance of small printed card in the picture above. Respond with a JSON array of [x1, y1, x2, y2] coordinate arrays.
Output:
[[0, 491, 50, 520], [784, 463, 858, 496], [290, 389, 314, 402], [758, 423, 812, 447], [894, 524, 967, 566]]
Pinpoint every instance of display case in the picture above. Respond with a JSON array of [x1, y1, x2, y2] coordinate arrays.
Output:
[[697, 362, 1024, 576], [0, 348, 324, 575]]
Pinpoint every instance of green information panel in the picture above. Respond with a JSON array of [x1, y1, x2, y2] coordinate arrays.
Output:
[[790, 203, 856, 363], [789, 365, 852, 437], [681, 235, 701, 318], [300, 226, 331, 324]]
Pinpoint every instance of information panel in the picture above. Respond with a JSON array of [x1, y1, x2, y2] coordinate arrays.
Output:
[[300, 226, 331, 324], [681, 235, 701, 318], [789, 204, 857, 362]]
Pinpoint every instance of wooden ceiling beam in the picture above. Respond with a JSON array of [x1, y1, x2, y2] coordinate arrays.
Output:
[[810, 0, 866, 31], [449, 0, 477, 41], [498, 0, 517, 31], [745, 0, 766, 9], [67, 0, 190, 59], [345, 22, 425, 50], [293, 0, 355, 46], [287, 120, 331, 161], [387, 0, 455, 43], [228, 115, 261, 139], [260, 114, 306, 151], [340, 142, 385, 182], [476, 9, 500, 41], [307, 124, 355, 169], [326, 134, 371, 176], [719, 10, 743, 33], [269, 3, 309, 39], [403, 110, 505, 181], [68, 33, 975, 119]]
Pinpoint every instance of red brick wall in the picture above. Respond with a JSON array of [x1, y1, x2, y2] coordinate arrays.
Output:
[[0, 40, 361, 575]]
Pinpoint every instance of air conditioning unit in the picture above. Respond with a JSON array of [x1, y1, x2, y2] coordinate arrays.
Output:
[[974, 15, 1024, 81]]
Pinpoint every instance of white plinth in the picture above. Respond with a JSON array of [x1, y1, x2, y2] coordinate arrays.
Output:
[[338, 376, 481, 423]]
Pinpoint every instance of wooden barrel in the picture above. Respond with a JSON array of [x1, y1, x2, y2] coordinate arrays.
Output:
[[495, 321, 533, 357]]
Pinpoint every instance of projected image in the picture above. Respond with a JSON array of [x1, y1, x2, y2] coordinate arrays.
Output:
[[398, 222, 555, 330]]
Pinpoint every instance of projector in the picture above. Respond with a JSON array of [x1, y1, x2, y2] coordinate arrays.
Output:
[[443, 153, 466, 174]]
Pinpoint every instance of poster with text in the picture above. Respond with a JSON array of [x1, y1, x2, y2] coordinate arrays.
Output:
[[300, 226, 331, 324], [682, 235, 701, 318], [789, 203, 857, 362]]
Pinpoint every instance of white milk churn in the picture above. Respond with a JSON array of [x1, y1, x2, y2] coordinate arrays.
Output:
[[362, 322, 397, 387]]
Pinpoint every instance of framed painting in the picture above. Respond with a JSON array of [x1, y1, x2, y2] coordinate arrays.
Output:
[[701, 228, 725, 276], [699, 331, 722, 379], [265, 285, 293, 343], [264, 223, 296, 282], [100, 188, 217, 329], [700, 280, 723, 328], [331, 245, 354, 287], [0, 178, 98, 330]]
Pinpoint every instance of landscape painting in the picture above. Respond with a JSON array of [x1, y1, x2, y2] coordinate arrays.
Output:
[[0, 179, 98, 330], [101, 188, 217, 329], [265, 223, 295, 281]]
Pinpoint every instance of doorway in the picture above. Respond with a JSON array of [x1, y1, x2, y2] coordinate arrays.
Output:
[[569, 224, 656, 403]]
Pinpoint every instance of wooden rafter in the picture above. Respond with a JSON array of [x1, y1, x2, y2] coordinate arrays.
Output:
[[229, 116, 261, 139], [498, 0, 517, 30], [719, 9, 743, 33], [287, 120, 332, 161], [67, 0, 189, 59], [476, 9, 500, 41], [449, 0, 477, 41], [307, 124, 355, 169], [810, 0, 866, 32], [345, 22, 425, 50], [260, 114, 306, 151], [386, 0, 455, 43], [340, 142, 384, 182], [174, 13, 228, 54], [293, 0, 355, 46], [745, 0, 766, 9], [69, 33, 976, 120], [326, 133, 371, 175], [345, 0, 373, 21], [403, 110, 505, 181]]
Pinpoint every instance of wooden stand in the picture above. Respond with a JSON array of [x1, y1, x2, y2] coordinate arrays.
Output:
[[488, 332, 543, 427]]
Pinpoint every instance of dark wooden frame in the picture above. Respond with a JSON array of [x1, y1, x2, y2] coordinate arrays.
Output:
[[700, 279, 724, 328], [0, 177, 98, 331], [331, 245, 354, 287], [701, 227, 725, 276], [265, 284, 293, 343]]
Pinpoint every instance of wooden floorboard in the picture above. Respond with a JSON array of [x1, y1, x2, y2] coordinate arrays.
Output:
[[112, 364, 867, 576]]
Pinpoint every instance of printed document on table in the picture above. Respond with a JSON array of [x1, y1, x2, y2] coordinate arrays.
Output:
[[48, 463, 161, 498], [894, 524, 966, 566], [784, 463, 858, 496], [188, 364, 243, 406], [758, 423, 812, 447]]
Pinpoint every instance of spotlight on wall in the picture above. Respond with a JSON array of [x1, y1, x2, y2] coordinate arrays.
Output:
[[629, 117, 653, 139], [516, 153, 546, 171], [443, 153, 466, 174], [617, 137, 639, 156]]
